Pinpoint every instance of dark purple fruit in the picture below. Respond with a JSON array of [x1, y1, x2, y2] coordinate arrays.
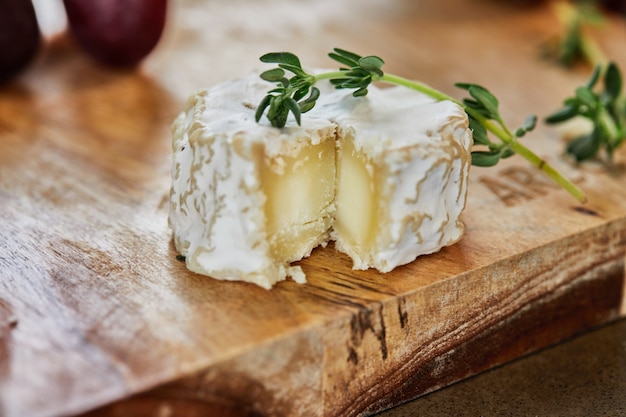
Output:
[[62, 0, 167, 68], [0, 0, 41, 85], [599, 0, 626, 15]]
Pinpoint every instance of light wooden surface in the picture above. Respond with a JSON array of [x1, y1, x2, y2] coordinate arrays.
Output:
[[1, 1, 625, 416]]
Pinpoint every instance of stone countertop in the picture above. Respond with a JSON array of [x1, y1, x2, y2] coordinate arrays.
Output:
[[378, 318, 626, 416]]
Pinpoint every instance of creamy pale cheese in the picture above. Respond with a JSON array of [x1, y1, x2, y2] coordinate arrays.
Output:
[[169, 73, 472, 288], [326, 87, 472, 272]]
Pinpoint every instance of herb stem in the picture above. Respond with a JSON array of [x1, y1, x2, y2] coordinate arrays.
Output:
[[598, 106, 620, 145], [509, 140, 587, 203], [314, 71, 351, 82], [380, 73, 587, 203], [383, 74, 516, 139], [380, 73, 451, 101], [579, 32, 607, 68], [552, 0, 607, 67], [257, 50, 587, 203]]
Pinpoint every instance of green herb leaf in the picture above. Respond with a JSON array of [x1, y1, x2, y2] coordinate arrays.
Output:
[[546, 61, 625, 163], [255, 95, 272, 123], [456, 83, 506, 127], [575, 86, 597, 108], [471, 151, 502, 167], [514, 115, 537, 138], [260, 52, 302, 68], [260, 68, 285, 82], [352, 87, 369, 97], [326, 50, 385, 96], [454, 83, 473, 91], [328, 52, 359, 68], [278, 64, 307, 78], [358, 56, 384, 76], [586, 65, 601, 89], [292, 86, 309, 101], [604, 62, 622, 101], [500, 148, 515, 159], [284, 97, 301, 125], [462, 98, 492, 120], [566, 130, 602, 162], [468, 116, 491, 146], [545, 105, 579, 124], [329, 48, 362, 66], [468, 85, 500, 120], [298, 87, 320, 113]]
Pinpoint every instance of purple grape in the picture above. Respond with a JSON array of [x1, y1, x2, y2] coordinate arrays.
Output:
[[0, 0, 41, 85], [599, 0, 626, 14], [63, 0, 168, 68]]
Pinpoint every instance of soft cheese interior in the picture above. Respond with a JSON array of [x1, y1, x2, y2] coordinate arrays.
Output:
[[329, 88, 472, 273], [169, 73, 472, 289], [260, 135, 336, 264]]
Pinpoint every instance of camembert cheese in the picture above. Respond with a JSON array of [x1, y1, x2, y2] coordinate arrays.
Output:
[[169, 73, 472, 289]]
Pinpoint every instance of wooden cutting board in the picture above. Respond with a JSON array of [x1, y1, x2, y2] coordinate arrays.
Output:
[[1, 1, 625, 416]]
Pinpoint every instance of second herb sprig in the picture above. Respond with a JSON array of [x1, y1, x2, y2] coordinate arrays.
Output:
[[255, 48, 586, 203], [546, 61, 625, 162]]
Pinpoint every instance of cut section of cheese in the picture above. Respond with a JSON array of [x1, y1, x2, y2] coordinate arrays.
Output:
[[334, 131, 377, 254], [169, 79, 336, 289], [329, 87, 472, 272], [169, 73, 472, 288], [260, 136, 336, 263]]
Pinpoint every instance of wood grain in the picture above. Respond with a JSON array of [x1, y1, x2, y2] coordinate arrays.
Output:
[[1, 0, 626, 416]]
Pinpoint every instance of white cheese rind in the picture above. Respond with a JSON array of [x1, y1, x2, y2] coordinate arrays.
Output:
[[169, 80, 334, 289], [169, 73, 472, 288], [328, 87, 472, 272]]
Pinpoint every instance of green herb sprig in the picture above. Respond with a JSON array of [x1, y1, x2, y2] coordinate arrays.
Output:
[[454, 83, 537, 167], [545, 61, 625, 162], [255, 48, 586, 203], [547, 1, 607, 68], [255, 50, 384, 127], [254, 53, 320, 127]]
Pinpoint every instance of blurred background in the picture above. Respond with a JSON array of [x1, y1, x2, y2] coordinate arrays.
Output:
[[1, 1, 625, 416]]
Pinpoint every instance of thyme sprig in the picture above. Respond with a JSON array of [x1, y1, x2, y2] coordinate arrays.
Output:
[[255, 49, 385, 127], [256, 48, 586, 203], [547, 0, 607, 68], [545, 62, 625, 162], [455, 83, 537, 167], [254, 53, 320, 127], [543, 1, 626, 163]]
